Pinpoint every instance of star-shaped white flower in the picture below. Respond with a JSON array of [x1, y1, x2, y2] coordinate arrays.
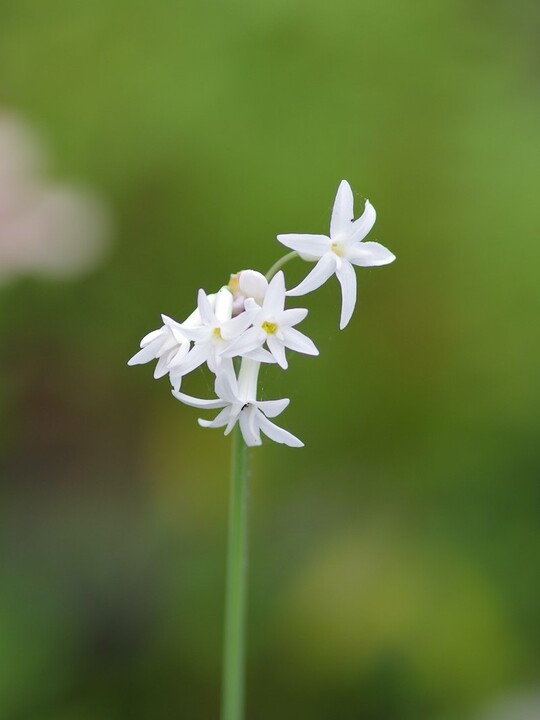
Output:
[[127, 293, 223, 382], [277, 179, 395, 329], [127, 315, 191, 379], [172, 359, 303, 447], [222, 271, 318, 369]]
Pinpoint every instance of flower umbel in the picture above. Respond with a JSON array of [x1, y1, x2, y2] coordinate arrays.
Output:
[[128, 178, 395, 446]]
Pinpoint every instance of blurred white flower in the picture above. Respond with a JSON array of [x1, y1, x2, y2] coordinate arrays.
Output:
[[0, 111, 109, 284], [223, 271, 318, 369], [278, 179, 395, 329], [173, 359, 303, 447]]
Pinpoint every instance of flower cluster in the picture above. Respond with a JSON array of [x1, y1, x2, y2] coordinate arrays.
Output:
[[129, 180, 395, 447]]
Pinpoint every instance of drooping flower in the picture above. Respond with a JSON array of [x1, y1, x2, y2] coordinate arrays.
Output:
[[222, 271, 318, 369], [277, 180, 395, 329], [172, 359, 303, 447]]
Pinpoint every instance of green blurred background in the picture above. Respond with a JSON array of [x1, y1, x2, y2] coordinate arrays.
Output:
[[1, 1, 539, 718]]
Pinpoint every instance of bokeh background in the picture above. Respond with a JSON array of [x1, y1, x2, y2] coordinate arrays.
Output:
[[1, 1, 540, 718]]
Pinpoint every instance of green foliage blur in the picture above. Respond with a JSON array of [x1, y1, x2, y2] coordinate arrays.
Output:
[[1, 1, 539, 718]]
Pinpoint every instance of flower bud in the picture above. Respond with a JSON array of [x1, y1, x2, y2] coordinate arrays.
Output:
[[229, 269, 268, 316]]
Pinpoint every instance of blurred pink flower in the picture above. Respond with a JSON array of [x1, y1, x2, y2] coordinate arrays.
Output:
[[0, 111, 110, 283], [476, 691, 540, 720]]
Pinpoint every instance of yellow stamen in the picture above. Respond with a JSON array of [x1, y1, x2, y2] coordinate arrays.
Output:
[[228, 273, 240, 292], [331, 242, 344, 257], [213, 327, 222, 339], [262, 321, 278, 334]]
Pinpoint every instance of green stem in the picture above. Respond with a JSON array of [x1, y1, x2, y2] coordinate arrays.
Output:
[[265, 251, 298, 280], [221, 425, 249, 720]]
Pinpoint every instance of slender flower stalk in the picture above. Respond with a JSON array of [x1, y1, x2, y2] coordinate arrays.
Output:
[[265, 250, 298, 281], [127, 178, 395, 720], [221, 424, 249, 720]]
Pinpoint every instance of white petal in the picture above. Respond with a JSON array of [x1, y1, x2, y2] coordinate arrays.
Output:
[[176, 342, 208, 375], [278, 307, 308, 328], [171, 390, 227, 410], [256, 412, 304, 447], [245, 347, 277, 364], [198, 407, 233, 428], [170, 327, 190, 345], [236, 358, 260, 402], [161, 314, 190, 344], [215, 367, 241, 404], [263, 271, 286, 315], [348, 241, 396, 267], [128, 336, 164, 365], [239, 407, 262, 446], [197, 289, 216, 325], [181, 296, 214, 328], [282, 327, 319, 356], [222, 409, 240, 435], [161, 314, 182, 330], [169, 371, 183, 393], [140, 327, 164, 347], [214, 287, 234, 323], [257, 398, 289, 417], [330, 180, 354, 239], [247, 405, 262, 443], [221, 326, 262, 358], [167, 342, 191, 368], [221, 308, 257, 341], [350, 200, 376, 242], [175, 324, 208, 342], [267, 334, 288, 369], [276, 233, 330, 260], [335, 260, 357, 330], [206, 345, 221, 374], [286, 252, 336, 297], [153, 353, 172, 379], [244, 297, 261, 312]]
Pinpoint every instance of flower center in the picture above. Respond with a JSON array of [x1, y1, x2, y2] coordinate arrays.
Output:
[[212, 326, 222, 339], [331, 242, 344, 257], [261, 320, 278, 334]]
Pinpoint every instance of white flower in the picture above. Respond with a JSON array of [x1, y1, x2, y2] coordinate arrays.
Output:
[[127, 316, 190, 379], [172, 287, 273, 384], [172, 359, 303, 447], [127, 295, 214, 380], [277, 179, 395, 329], [223, 271, 318, 369]]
